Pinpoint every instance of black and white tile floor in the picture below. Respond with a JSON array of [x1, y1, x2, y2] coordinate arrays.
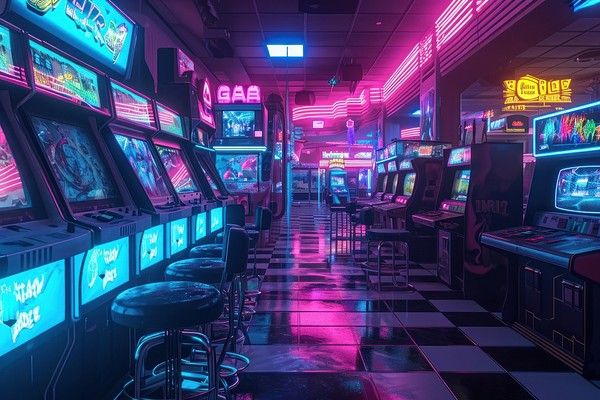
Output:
[[233, 204, 600, 400]]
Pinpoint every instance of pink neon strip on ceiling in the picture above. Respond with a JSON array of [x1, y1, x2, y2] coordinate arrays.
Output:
[[292, 0, 493, 122]]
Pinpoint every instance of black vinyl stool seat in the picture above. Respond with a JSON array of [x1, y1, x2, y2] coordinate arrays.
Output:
[[111, 281, 223, 400], [166, 258, 225, 286], [363, 227, 412, 291], [189, 244, 223, 259], [366, 228, 410, 242]]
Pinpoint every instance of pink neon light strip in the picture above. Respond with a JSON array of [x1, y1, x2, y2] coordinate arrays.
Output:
[[401, 127, 420, 139]]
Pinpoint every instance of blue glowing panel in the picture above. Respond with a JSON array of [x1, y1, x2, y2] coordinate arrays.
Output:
[[10, 0, 135, 75], [139, 224, 164, 271], [0, 260, 65, 358], [73, 237, 129, 316], [195, 212, 207, 242], [555, 166, 600, 214], [387, 161, 397, 172], [448, 147, 471, 166], [210, 207, 223, 232], [0, 24, 24, 81], [170, 218, 188, 255], [534, 100, 600, 157], [572, 0, 600, 11]]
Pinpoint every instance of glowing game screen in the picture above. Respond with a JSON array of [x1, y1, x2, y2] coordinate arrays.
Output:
[[222, 111, 256, 138], [114, 134, 171, 202], [157, 104, 184, 137], [10, 0, 135, 75], [111, 81, 156, 128], [32, 117, 118, 204], [555, 166, 600, 213], [30, 40, 101, 109], [387, 161, 397, 172], [0, 260, 65, 358], [448, 147, 471, 166], [399, 160, 413, 170], [535, 102, 600, 156], [169, 218, 188, 256], [0, 24, 23, 81], [139, 224, 164, 271], [216, 154, 259, 192], [451, 169, 471, 202], [195, 212, 207, 241], [155, 145, 198, 194], [376, 163, 385, 173], [0, 125, 30, 211], [210, 207, 223, 232], [404, 173, 416, 196], [330, 176, 346, 188]]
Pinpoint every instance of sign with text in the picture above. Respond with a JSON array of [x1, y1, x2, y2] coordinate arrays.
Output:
[[216, 85, 261, 104], [199, 79, 215, 128], [0, 260, 65, 358], [503, 75, 572, 111]]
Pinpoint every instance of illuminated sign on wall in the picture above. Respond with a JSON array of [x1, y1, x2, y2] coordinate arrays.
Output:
[[169, 218, 188, 255], [199, 79, 215, 128], [328, 158, 345, 169], [322, 151, 349, 159], [506, 115, 529, 133], [216, 85, 261, 104], [0, 260, 65, 358], [72, 237, 130, 318], [210, 207, 223, 232], [139, 224, 164, 271], [313, 121, 324, 129], [503, 75, 572, 111], [9, 0, 136, 75], [195, 212, 207, 242], [354, 151, 372, 159]]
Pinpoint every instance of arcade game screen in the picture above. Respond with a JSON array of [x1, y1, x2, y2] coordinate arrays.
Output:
[[330, 175, 347, 190], [32, 117, 118, 204], [114, 134, 171, 201], [0, 124, 30, 211], [451, 169, 471, 202], [222, 111, 256, 138], [216, 154, 259, 192], [555, 166, 600, 213], [155, 145, 198, 194], [403, 173, 416, 196]]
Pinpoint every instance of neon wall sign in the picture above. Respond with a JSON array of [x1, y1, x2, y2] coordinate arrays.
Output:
[[448, 147, 471, 166], [30, 40, 101, 109], [322, 151, 349, 159], [195, 212, 207, 242], [111, 81, 156, 128], [9, 0, 135, 75], [199, 79, 215, 128], [0, 24, 25, 82], [157, 103, 184, 137], [216, 84, 261, 104], [169, 218, 188, 256], [210, 207, 223, 232], [72, 237, 130, 318], [503, 75, 572, 112], [0, 260, 65, 358], [138, 224, 164, 271]]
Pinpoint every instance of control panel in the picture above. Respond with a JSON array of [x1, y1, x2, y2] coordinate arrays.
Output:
[[534, 212, 600, 237]]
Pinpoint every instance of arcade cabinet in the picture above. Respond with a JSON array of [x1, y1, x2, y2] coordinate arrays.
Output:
[[481, 101, 600, 377], [357, 141, 399, 207], [413, 144, 522, 301], [328, 168, 351, 204]]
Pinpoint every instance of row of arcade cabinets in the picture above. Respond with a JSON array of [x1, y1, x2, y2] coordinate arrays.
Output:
[[0, 8, 230, 400], [481, 101, 600, 378]]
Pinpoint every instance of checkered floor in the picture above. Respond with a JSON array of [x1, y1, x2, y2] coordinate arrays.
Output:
[[233, 204, 600, 400]]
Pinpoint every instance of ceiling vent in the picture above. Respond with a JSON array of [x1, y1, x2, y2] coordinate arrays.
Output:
[[299, 0, 359, 14]]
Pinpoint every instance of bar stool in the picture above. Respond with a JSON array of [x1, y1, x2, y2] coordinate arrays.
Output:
[[214, 204, 246, 244], [351, 206, 375, 261], [363, 228, 411, 291], [165, 227, 250, 390], [111, 281, 223, 400]]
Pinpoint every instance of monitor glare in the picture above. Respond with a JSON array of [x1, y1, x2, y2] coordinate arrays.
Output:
[[555, 166, 600, 214], [403, 173, 416, 196], [0, 124, 30, 211], [32, 116, 118, 204], [222, 111, 256, 138], [382, 175, 388, 192], [155, 145, 198, 194], [448, 147, 471, 166], [114, 134, 171, 201], [216, 154, 258, 192], [450, 169, 471, 202]]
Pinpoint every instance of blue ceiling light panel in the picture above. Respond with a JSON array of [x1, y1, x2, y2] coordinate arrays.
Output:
[[267, 44, 304, 58], [572, 0, 600, 11]]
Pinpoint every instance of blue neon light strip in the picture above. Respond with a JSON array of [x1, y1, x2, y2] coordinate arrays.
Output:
[[213, 145, 267, 152], [572, 0, 600, 11], [0, 260, 65, 358]]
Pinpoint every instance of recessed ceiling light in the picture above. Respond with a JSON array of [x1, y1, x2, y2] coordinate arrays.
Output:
[[375, 21, 382, 26], [267, 44, 304, 58]]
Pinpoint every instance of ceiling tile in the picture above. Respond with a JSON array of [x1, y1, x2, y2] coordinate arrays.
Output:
[[306, 14, 355, 32], [359, 0, 412, 14], [260, 14, 304, 31], [354, 14, 403, 32]]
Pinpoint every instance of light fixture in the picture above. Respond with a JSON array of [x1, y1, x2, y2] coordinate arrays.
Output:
[[267, 44, 304, 58], [411, 109, 421, 117], [213, 145, 267, 152], [375, 21, 382, 26]]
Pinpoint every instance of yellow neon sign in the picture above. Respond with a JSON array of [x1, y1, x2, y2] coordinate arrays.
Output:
[[503, 75, 572, 111]]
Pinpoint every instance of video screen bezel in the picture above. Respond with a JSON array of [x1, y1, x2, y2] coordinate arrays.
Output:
[[154, 142, 200, 195]]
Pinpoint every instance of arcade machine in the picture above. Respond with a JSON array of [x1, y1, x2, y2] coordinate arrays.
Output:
[[374, 142, 447, 230], [357, 141, 399, 207], [156, 47, 228, 238], [328, 168, 351, 204], [481, 101, 600, 377], [213, 84, 270, 215], [0, 21, 92, 399], [412, 143, 522, 303]]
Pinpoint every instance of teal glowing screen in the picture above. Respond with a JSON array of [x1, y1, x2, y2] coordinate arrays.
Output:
[[0, 24, 23, 81], [195, 212, 207, 241], [157, 104, 184, 137], [210, 207, 223, 232], [10, 0, 135, 75], [139, 224, 164, 271], [73, 237, 130, 317], [0, 260, 66, 358], [170, 218, 188, 255]]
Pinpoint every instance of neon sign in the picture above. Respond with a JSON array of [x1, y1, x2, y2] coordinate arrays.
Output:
[[169, 218, 188, 255], [216, 84, 261, 104], [0, 260, 65, 358], [139, 224, 164, 271], [322, 151, 349, 159], [328, 158, 345, 169], [199, 79, 215, 128], [9, 0, 135, 75], [503, 75, 572, 111], [448, 147, 471, 166], [72, 237, 129, 317], [195, 212, 207, 242]]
